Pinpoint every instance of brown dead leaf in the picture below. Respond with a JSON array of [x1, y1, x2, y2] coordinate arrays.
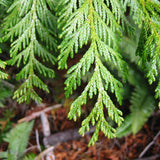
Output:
[[108, 154, 119, 160], [56, 152, 68, 160], [70, 150, 82, 160]]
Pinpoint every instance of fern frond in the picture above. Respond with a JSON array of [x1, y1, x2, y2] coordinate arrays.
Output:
[[130, 85, 155, 134], [2, 0, 57, 103], [0, 121, 34, 160], [23, 154, 36, 160], [116, 115, 132, 138], [58, 0, 128, 145], [116, 63, 155, 137], [116, 85, 155, 137]]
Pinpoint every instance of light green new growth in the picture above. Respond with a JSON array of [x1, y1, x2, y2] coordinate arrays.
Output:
[[0, 60, 8, 79], [57, 0, 130, 145], [2, 0, 57, 104], [0, 0, 12, 6]]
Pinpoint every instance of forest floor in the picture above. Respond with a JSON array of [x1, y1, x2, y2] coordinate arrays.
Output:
[[0, 98, 160, 160], [0, 66, 160, 160]]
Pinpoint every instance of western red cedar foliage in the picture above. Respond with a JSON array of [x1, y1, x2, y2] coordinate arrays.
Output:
[[0, 0, 159, 145]]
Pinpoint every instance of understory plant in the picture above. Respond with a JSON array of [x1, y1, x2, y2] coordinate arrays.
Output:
[[0, 121, 35, 160], [116, 32, 156, 137], [0, 0, 159, 146]]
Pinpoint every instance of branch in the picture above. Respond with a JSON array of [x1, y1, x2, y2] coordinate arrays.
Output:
[[18, 104, 62, 123], [43, 125, 96, 147], [34, 146, 55, 160], [135, 155, 160, 160], [1, 79, 15, 89], [40, 107, 55, 159], [40, 112, 51, 138], [35, 129, 41, 152]]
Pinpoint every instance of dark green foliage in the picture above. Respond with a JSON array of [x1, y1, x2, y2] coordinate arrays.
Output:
[[116, 85, 155, 138], [136, 2, 160, 103], [123, 0, 160, 107], [130, 85, 155, 134], [0, 36, 8, 80], [116, 25, 155, 137], [0, 109, 14, 143], [0, 82, 13, 107]]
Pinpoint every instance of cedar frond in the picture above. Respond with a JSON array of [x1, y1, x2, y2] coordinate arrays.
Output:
[[2, 0, 57, 103]]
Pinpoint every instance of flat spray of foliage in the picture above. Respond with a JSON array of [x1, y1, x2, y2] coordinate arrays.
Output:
[[57, 0, 130, 145], [2, 0, 57, 103], [0, 0, 160, 145]]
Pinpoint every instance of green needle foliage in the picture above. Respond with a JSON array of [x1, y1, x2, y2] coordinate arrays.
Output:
[[2, 0, 57, 104]]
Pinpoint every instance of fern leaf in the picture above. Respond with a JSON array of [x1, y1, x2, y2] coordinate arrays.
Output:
[[155, 79, 160, 108], [23, 154, 36, 160], [130, 85, 155, 134], [0, 151, 8, 159], [116, 85, 155, 137], [1, 121, 34, 160], [116, 115, 132, 138]]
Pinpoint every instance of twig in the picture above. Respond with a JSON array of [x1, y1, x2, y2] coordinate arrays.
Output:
[[40, 112, 51, 138], [43, 125, 96, 147], [1, 79, 15, 89], [135, 154, 160, 160], [18, 104, 62, 123], [34, 146, 54, 160], [36, 130, 41, 152], [40, 110, 55, 160], [139, 130, 160, 158], [24, 145, 38, 153]]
